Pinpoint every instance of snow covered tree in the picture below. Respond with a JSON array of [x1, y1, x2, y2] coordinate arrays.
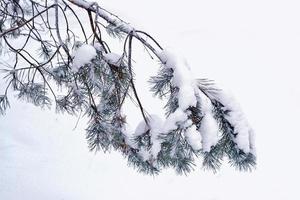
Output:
[[0, 0, 256, 175]]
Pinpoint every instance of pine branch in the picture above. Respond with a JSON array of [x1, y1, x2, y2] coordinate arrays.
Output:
[[0, 0, 256, 175]]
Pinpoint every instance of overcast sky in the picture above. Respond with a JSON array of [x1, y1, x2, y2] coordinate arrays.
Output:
[[1, 0, 300, 199]]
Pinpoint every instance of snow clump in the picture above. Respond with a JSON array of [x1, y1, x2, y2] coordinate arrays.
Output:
[[72, 44, 97, 72]]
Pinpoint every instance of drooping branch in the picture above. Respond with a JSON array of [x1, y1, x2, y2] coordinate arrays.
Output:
[[0, 0, 256, 175], [0, 4, 56, 38], [127, 33, 149, 125], [67, 0, 164, 59]]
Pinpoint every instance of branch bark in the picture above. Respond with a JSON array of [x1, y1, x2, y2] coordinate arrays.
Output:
[[66, 0, 164, 60]]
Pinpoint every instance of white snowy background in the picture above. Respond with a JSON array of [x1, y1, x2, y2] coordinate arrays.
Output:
[[1, 0, 300, 199]]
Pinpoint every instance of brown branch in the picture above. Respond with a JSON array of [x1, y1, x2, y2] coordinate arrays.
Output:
[[0, 4, 56, 38], [128, 33, 149, 125], [66, 0, 164, 60]]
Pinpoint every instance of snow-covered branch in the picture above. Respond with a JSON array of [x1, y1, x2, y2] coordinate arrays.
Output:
[[0, 0, 256, 175]]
